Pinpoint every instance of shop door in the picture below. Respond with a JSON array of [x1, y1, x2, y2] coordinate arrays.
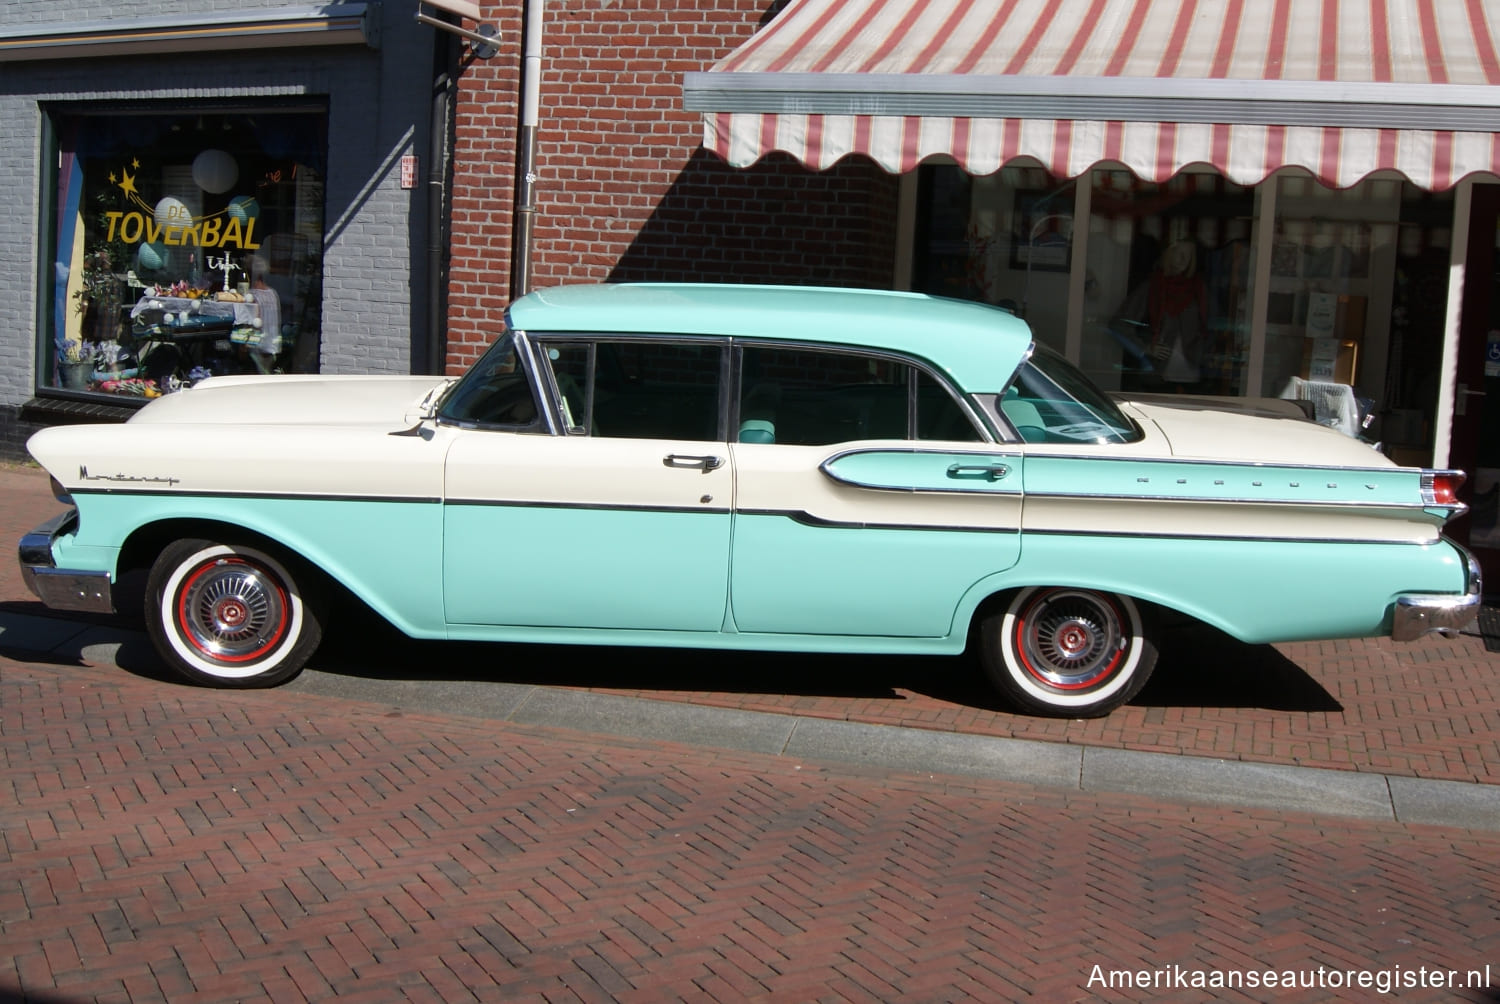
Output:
[[1447, 184, 1500, 588]]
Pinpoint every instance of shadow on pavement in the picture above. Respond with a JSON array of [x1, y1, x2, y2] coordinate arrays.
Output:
[[1144, 623, 1344, 712], [295, 599, 1340, 716], [2, 590, 1340, 716]]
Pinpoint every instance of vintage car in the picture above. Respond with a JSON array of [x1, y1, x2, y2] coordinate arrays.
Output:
[[19, 283, 1480, 716]]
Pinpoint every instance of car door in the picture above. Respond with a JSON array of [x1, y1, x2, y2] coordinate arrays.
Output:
[[442, 335, 733, 631], [728, 343, 1023, 639]]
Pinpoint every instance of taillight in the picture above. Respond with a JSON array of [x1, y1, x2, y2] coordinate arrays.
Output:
[[1423, 470, 1466, 508]]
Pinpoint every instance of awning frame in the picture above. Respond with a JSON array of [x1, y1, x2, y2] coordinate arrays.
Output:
[[0, 5, 378, 61], [684, 72, 1500, 133]]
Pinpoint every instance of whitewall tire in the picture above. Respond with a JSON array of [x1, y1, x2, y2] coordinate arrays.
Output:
[[145, 538, 323, 688], [981, 587, 1158, 717]]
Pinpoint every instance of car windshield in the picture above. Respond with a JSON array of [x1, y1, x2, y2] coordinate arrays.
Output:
[[435, 331, 542, 428], [1000, 344, 1142, 444]]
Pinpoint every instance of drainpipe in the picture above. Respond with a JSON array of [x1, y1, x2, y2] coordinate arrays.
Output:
[[427, 64, 455, 375], [510, 0, 543, 301]]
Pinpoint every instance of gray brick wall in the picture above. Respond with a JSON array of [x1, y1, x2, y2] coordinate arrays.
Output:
[[0, 1, 441, 456]]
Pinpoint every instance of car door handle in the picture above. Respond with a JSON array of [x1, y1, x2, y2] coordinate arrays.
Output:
[[664, 453, 724, 473], [946, 463, 1010, 481]]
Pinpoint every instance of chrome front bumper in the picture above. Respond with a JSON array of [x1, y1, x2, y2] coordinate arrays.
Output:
[[1391, 546, 1482, 641], [18, 511, 114, 614]]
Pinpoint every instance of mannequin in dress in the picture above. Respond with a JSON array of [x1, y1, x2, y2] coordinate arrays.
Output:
[[1148, 239, 1206, 390]]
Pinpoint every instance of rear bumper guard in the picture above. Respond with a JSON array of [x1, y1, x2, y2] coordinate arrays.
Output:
[[18, 511, 114, 614], [1391, 546, 1482, 641]]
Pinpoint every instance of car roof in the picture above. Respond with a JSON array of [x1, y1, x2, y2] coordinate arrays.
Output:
[[506, 283, 1033, 392]]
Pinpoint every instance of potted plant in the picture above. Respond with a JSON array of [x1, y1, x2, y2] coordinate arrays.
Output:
[[72, 248, 122, 342], [57, 339, 96, 390]]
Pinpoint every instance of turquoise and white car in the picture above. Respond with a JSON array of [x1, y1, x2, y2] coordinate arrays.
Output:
[[19, 283, 1480, 716]]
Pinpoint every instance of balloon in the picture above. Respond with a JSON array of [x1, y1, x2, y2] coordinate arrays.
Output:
[[192, 149, 238, 193], [227, 195, 260, 225], [137, 242, 171, 271], [154, 196, 192, 230]]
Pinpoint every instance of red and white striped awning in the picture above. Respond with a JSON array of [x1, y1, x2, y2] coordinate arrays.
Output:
[[681, 0, 1500, 190]]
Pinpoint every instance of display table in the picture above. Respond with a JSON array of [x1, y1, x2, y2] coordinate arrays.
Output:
[[130, 294, 262, 340]]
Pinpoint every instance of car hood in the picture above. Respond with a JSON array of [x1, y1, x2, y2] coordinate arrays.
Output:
[[1117, 396, 1396, 468], [127, 374, 455, 427]]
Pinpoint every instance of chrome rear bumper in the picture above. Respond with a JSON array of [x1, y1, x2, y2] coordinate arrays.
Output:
[[1391, 547, 1482, 641], [18, 511, 114, 614]]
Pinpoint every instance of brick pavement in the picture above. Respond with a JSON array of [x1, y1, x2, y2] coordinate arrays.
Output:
[[4, 461, 1495, 787], [3, 654, 1499, 1002]]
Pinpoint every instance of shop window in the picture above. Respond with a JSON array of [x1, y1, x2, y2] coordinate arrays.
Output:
[[44, 104, 327, 400], [1082, 171, 1256, 396], [913, 165, 1075, 354]]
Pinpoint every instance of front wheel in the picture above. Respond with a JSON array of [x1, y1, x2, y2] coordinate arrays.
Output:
[[980, 587, 1157, 717], [145, 538, 323, 688]]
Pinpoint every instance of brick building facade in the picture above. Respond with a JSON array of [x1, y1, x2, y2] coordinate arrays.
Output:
[[442, 0, 900, 371]]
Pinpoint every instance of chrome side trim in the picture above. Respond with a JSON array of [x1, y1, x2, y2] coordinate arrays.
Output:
[[17, 510, 115, 614], [1391, 546, 1482, 641], [1023, 490, 1436, 513]]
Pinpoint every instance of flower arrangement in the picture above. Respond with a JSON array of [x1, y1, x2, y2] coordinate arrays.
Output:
[[58, 339, 95, 365], [93, 340, 129, 369], [97, 377, 161, 398]]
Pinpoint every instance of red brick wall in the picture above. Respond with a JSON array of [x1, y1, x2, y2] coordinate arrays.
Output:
[[445, 0, 900, 372]]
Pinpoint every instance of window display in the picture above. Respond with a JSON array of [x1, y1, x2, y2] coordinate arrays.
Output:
[[46, 105, 326, 399]]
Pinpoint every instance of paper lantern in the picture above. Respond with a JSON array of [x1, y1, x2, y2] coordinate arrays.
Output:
[[153, 196, 192, 230], [227, 195, 260, 225], [192, 149, 238, 194], [137, 242, 171, 272]]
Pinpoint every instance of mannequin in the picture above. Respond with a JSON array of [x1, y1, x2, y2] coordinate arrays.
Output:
[[1148, 239, 1206, 389]]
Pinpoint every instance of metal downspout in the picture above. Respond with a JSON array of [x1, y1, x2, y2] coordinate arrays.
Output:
[[510, 0, 543, 301], [427, 64, 454, 375]]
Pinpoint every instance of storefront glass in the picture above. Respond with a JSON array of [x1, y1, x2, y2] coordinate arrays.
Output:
[[1081, 170, 1255, 397], [914, 164, 1456, 456], [913, 165, 1076, 354], [44, 105, 327, 400], [1268, 175, 1453, 457]]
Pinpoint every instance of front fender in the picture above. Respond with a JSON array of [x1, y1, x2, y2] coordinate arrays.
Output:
[[77, 492, 447, 638]]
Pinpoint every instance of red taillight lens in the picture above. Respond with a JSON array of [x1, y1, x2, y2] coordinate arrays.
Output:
[[1428, 471, 1466, 506]]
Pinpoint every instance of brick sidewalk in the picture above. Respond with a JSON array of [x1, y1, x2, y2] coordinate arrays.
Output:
[[3, 461, 1498, 786], [3, 655, 1498, 1002]]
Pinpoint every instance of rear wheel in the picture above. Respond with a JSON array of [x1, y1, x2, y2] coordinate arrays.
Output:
[[980, 586, 1157, 717], [145, 538, 323, 688]]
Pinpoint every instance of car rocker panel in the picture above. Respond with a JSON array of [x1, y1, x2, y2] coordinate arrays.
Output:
[[18, 282, 1479, 716]]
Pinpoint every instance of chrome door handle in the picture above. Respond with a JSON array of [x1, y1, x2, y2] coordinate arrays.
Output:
[[947, 463, 1010, 481], [664, 454, 724, 472]]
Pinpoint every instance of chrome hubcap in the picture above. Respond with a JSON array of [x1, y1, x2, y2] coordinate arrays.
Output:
[[1017, 590, 1126, 690], [179, 558, 287, 662]]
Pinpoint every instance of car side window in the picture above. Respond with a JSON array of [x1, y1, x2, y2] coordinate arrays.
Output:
[[546, 339, 724, 442], [737, 345, 982, 446]]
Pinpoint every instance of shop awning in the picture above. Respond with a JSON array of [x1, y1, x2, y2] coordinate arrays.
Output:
[[0, 4, 377, 61], [682, 0, 1500, 190]]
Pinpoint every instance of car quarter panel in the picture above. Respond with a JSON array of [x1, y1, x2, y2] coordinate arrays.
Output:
[[958, 533, 1472, 644]]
